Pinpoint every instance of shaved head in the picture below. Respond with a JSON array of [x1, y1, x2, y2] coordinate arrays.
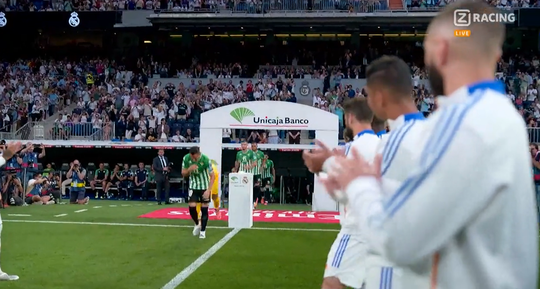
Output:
[[428, 1, 505, 56], [424, 0, 505, 96]]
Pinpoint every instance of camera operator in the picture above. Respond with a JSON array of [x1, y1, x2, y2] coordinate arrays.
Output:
[[2, 173, 23, 207], [25, 173, 55, 205], [19, 142, 46, 183], [66, 160, 89, 205]]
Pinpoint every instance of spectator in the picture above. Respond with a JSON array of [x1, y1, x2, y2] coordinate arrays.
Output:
[[222, 128, 232, 143], [288, 130, 301, 144]]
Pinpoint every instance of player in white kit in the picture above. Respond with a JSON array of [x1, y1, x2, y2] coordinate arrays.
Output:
[[320, 2, 538, 288], [303, 98, 380, 289], [363, 56, 427, 289], [0, 141, 21, 281]]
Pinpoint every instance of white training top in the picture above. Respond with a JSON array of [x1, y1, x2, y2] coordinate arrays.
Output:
[[323, 130, 380, 235], [347, 81, 539, 289]]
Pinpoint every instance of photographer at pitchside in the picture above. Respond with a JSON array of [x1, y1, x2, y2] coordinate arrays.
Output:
[[25, 173, 55, 205], [66, 160, 89, 205]]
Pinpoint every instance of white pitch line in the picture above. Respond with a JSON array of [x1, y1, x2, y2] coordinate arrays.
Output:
[[74, 209, 88, 213], [53, 214, 67, 217], [121, 204, 131, 207], [3, 220, 340, 232], [109, 205, 117, 207], [7, 214, 31, 217], [93, 206, 102, 209], [160, 228, 240, 289]]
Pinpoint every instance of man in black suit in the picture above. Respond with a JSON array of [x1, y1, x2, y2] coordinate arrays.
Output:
[[152, 149, 170, 205]]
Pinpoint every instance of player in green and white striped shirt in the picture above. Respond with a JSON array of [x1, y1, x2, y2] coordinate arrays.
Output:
[[250, 143, 265, 208], [250, 142, 265, 180], [261, 153, 275, 205], [182, 146, 215, 239], [235, 141, 253, 173]]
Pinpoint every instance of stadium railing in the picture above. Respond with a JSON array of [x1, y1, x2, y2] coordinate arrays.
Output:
[[14, 121, 115, 141], [231, 0, 389, 13], [529, 127, 540, 144]]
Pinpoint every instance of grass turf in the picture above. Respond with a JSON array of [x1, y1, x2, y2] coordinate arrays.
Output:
[[0, 200, 338, 289]]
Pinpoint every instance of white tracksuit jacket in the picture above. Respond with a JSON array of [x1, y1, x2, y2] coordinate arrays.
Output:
[[347, 81, 539, 289]]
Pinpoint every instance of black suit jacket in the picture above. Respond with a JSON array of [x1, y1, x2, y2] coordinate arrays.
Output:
[[152, 156, 169, 180]]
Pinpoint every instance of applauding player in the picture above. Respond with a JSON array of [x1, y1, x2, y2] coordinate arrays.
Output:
[[182, 147, 215, 239]]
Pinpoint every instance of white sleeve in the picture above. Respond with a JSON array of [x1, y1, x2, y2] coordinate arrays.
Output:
[[0, 157, 5, 167], [28, 179, 36, 187], [347, 125, 491, 266]]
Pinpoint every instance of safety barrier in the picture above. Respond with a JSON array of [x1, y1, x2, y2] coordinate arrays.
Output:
[[9, 121, 118, 141], [230, 0, 389, 12]]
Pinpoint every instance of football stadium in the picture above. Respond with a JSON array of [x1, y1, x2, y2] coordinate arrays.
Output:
[[0, 1, 538, 288]]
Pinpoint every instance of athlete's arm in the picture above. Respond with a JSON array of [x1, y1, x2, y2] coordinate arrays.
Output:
[[94, 169, 99, 181], [347, 125, 494, 266], [208, 162, 215, 191], [181, 155, 191, 177], [234, 151, 241, 171], [271, 162, 275, 183]]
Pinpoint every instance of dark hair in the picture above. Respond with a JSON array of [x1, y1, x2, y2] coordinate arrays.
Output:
[[189, 146, 200, 155], [371, 116, 386, 133], [366, 56, 413, 99], [342, 97, 374, 123], [343, 127, 354, 142]]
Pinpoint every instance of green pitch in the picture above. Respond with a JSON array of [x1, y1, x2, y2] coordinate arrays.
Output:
[[0, 201, 338, 289]]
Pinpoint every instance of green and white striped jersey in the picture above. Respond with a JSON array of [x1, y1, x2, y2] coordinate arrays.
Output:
[[236, 150, 253, 172], [262, 159, 274, 180], [182, 153, 212, 190], [250, 150, 265, 175]]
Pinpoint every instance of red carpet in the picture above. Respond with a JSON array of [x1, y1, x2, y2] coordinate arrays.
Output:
[[139, 208, 339, 224]]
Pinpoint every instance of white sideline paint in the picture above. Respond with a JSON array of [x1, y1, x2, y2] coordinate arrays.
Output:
[[160, 228, 241, 289], [93, 206, 102, 209], [4, 220, 340, 232], [74, 209, 88, 213], [121, 204, 131, 207], [7, 214, 31, 217], [109, 205, 117, 207], [54, 214, 68, 217]]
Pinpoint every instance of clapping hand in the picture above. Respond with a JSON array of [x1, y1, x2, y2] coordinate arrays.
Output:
[[2, 141, 22, 161], [188, 164, 198, 172], [302, 140, 333, 173], [321, 148, 383, 192]]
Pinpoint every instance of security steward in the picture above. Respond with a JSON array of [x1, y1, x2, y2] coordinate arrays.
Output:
[[86, 72, 94, 89], [135, 162, 149, 201], [66, 160, 89, 205], [90, 163, 109, 199], [119, 163, 134, 200]]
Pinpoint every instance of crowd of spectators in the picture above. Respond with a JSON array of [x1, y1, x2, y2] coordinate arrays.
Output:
[[5, 46, 540, 145], [1, 0, 535, 12]]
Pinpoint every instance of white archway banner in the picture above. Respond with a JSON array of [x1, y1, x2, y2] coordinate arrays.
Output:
[[200, 101, 339, 212]]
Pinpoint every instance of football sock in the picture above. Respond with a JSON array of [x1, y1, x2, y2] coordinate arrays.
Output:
[[196, 203, 202, 220], [201, 207, 209, 231], [188, 206, 199, 225]]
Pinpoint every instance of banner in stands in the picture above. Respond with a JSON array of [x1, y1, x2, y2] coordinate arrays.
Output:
[[0, 11, 121, 30]]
